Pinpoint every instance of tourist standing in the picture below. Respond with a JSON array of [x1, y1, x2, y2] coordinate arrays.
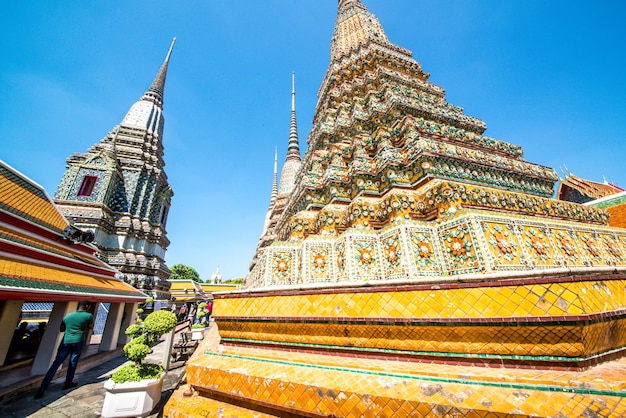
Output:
[[188, 303, 197, 324], [34, 300, 94, 399], [178, 303, 188, 321]]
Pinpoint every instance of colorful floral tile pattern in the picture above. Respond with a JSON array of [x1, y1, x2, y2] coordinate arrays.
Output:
[[482, 221, 523, 270], [351, 234, 381, 280], [303, 240, 334, 283], [406, 226, 442, 276], [253, 211, 626, 287], [439, 218, 482, 275], [267, 247, 299, 286]]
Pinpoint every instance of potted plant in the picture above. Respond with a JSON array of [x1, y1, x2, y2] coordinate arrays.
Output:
[[190, 302, 209, 341], [101, 308, 177, 418], [191, 323, 205, 340]]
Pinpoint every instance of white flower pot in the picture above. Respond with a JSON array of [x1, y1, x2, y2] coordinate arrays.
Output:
[[101, 373, 165, 418], [191, 327, 205, 340]]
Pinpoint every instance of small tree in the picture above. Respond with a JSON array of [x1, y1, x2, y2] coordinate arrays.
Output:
[[111, 309, 177, 383], [169, 264, 202, 283], [196, 302, 208, 326]]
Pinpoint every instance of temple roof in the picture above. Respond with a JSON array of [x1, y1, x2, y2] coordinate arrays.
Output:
[[558, 172, 623, 204], [169, 279, 238, 301], [0, 161, 147, 303]]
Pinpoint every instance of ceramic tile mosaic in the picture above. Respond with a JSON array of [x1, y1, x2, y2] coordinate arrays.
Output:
[[170, 0, 626, 415], [253, 208, 626, 286], [213, 276, 626, 366], [267, 246, 299, 286], [173, 335, 626, 417], [303, 240, 335, 284], [406, 225, 443, 276]]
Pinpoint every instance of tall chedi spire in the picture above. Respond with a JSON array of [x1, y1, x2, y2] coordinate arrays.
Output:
[[247, 0, 612, 290], [54, 39, 177, 300], [250, 74, 304, 271], [278, 72, 302, 194], [261, 147, 279, 236], [177, 4, 626, 417]]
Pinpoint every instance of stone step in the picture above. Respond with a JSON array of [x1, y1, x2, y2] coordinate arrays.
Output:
[[165, 384, 279, 417], [173, 343, 626, 417]]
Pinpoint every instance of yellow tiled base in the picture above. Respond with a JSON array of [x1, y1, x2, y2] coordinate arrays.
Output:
[[177, 342, 626, 417], [166, 275, 626, 417], [215, 275, 626, 364], [165, 384, 279, 418]]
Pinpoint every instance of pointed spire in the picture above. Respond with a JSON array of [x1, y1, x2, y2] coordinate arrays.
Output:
[[122, 38, 176, 136], [331, 0, 395, 62], [338, 0, 361, 8], [261, 148, 279, 236], [279, 73, 303, 195], [271, 147, 278, 206], [286, 72, 301, 161], [144, 37, 176, 107]]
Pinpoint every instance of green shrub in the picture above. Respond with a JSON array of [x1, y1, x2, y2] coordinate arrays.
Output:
[[111, 308, 177, 383], [191, 323, 205, 329], [125, 324, 143, 339], [111, 364, 164, 384], [196, 301, 209, 326], [144, 309, 178, 336]]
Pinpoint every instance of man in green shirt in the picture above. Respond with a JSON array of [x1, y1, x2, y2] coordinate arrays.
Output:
[[34, 300, 94, 399]]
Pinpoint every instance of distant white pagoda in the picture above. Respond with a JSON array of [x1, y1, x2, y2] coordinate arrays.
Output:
[[211, 266, 223, 284]]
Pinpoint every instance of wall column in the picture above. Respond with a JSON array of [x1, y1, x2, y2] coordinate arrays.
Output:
[[0, 300, 24, 366], [31, 301, 76, 376], [99, 303, 124, 352], [117, 303, 137, 346]]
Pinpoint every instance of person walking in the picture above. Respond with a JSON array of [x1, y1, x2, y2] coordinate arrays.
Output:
[[34, 300, 94, 399]]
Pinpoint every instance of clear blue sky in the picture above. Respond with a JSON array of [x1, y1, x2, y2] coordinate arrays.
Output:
[[1, 1, 625, 282]]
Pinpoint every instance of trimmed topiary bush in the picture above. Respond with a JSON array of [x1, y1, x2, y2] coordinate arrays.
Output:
[[196, 302, 208, 326], [111, 308, 177, 384]]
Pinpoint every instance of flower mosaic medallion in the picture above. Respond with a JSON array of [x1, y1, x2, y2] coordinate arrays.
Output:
[[522, 226, 554, 268], [440, 221, 480, 274], [481, 221, 522, 269], [270, 250, 295, 285], [380, 231, 406, 277], [582, 233, 601, 258], [352, 237, 380, 279], [304, 242, 332, 282], [408, 229, 440, 275], [553, 230, 579, 264], [604, 235, 623, 261], [359, 248, 373, 264]]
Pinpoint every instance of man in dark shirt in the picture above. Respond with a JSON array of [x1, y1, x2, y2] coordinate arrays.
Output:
[[34, 300, 94, 399]]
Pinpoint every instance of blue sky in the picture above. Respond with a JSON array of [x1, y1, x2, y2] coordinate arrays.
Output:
[[1, 1, 625, 282]]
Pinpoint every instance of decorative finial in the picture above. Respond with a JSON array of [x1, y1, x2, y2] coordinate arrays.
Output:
[[271, 147, 278, 206], [291, 72, 296, 112], [144, 38, 177, 106], [286, 72, 300, 161], [166, 38, 176, 62]]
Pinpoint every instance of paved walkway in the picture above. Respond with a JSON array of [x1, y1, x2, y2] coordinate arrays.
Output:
[[0, 326, 194, 418]]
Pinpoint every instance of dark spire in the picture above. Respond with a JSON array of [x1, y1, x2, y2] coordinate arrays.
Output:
[[286, 72, 301, 161], [279, 73, 303, 195], [143, 38, 176, 107]]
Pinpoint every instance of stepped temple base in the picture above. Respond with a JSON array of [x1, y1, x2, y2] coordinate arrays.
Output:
[[166, 271, 626, 417]]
